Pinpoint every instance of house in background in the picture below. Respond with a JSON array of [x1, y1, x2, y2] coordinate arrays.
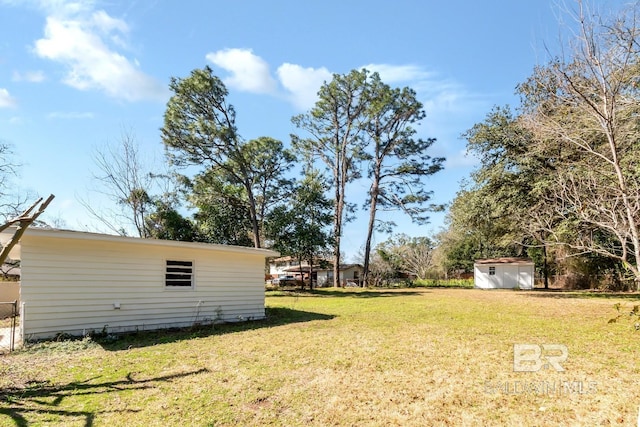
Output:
[[268, 256, 330, 284], [268, 257, 363, 287], [316, 264, 363, 287], [474, 258, 534, 290], [0, 262, 20, 303], [268, 256, 311, 280], [4, 227, 278, 340]]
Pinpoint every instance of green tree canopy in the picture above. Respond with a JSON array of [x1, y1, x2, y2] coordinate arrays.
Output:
[[292, 69, 370, 286], [162, 67, 293, 247], [265, 167, 333, 288], [360, 72, 444, 286]]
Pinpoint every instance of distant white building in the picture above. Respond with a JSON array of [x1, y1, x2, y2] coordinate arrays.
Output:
[[316, 264, 363, 287], [267, 257, 363, 287], [474, 258, 534, 290], [268, 256, 312, 279]]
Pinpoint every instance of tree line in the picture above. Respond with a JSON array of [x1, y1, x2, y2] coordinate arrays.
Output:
[[12, 1, 638, 290], [438, 2, 640, 291], [84, 68, 444, 287]]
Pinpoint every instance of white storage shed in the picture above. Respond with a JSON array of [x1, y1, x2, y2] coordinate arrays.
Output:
[[474, 258, 534, 290], [4, 228, 278, 340]]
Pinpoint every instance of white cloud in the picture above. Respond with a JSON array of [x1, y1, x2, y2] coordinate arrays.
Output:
[[32, 7, 167, 102], [354, 63, 491, 171], [201, 48, 486, 130], [0, 88, 17, 108], [91, 9, 127, 34], [204, 48, 331, 110], [12, 70, 46, 82], [444, 148, 480, 168], [276, 63, 332, 110], [47, 111, 94, 119], [421, 83, 470, 113], [361, 64, 471, 112], [362, 63, 433, 83], [34, 0, 96, 17], [206, 48, 277, 94]]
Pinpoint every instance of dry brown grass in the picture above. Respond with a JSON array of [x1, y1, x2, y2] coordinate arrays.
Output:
[[0, 288, 639, 426]]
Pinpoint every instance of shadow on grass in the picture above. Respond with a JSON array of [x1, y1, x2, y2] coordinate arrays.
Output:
[[0, 368, 208, 427], [91, 307, 335, 352], [267, 288, 426, 298], [524, 289, 640, 301]]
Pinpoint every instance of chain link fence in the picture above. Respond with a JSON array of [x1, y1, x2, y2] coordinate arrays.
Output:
[[0, 301, 18, 352]]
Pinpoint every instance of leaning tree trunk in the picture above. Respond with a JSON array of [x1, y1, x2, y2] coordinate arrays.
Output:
[[333, 219, 341, 287], [362, 180, 380, 288], [333, 177, 344, 288], [543, 243, 549, 290], [297, 259, 305, 290], [244, 180, 261, 248], [0, 195, 55, 265], [308, 254, 314, 290]]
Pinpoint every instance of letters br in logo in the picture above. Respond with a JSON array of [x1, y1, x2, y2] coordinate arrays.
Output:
[[513, 344, 568, 372]]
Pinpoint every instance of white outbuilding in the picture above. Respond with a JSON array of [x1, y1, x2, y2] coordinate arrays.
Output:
[[474, 258, 534, 290], [3, 227, 278, 340]]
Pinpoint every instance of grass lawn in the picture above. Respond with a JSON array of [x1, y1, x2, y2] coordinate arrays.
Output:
[[1, 288, 639, 426]]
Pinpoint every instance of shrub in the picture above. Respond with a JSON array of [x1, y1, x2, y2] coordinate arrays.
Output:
[[413, 278, 474, 288]]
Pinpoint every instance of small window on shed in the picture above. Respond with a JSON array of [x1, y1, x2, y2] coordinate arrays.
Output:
[[489, 266, 496, 276], [166, 260, 194, 288]]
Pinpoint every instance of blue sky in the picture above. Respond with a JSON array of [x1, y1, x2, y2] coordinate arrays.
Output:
[[0, 0, 629, 259]]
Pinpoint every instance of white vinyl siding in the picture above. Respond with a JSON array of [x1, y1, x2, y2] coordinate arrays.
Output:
[[17, 230, 276, 339]]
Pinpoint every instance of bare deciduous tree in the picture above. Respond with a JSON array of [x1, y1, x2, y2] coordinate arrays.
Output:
[[520, 1, 640, 288], [398, 236, 436, 280], [82, 129, 156, 237], [0, 142, 32, 220]]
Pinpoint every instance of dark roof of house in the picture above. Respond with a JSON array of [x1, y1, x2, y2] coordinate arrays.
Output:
[[474, 257, 534, 265], [283, 265, 320, 273], [284, 263, 363, 272], [271, 256, 296, 262], [317, 263, 363, 271], [271, 256, 325, 263]]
